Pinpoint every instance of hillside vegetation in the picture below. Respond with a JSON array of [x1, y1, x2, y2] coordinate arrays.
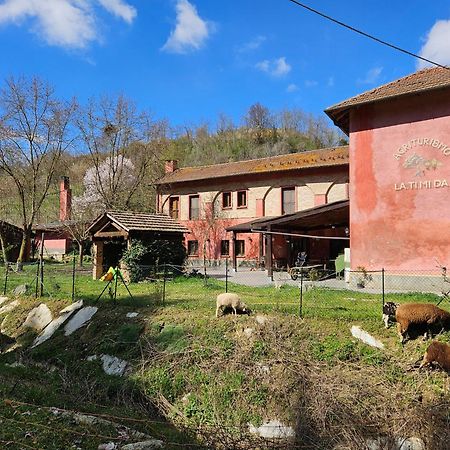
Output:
[[1, 271, 450, 449]]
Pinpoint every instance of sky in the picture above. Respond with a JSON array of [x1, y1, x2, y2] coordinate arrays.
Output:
[[0, 0, 450, 129]]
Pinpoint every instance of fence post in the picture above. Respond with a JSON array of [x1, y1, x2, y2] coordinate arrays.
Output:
[[39, 232, 45, 297], [299, 270, 303, 318], [35, 259, 40, 298], [3, 263, 8, 295], [382, 268, 385, 309], [162, 263, 166, 305], [72, 251, 76, 302], [225, 257, 228, 293], [113, 267, 119, 303]]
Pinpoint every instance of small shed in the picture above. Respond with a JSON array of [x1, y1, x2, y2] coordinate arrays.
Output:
[[87, 210, 189, 279]]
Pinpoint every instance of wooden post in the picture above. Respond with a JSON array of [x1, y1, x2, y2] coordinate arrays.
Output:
[[92, 240, 104, 280]]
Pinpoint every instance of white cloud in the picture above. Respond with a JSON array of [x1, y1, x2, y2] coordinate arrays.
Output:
[[97, 0, 136, 24], [418, 19, 450, 69], [238, 35, 266, 53], [255, 57, 291, 77], [0, 0, 136, 49], [358, 66, 383, 84], [304, 80, 318, 88], [162, 0, 211, 54], [286, 83, 298, 93]]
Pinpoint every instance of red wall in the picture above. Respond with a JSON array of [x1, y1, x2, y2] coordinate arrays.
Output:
[[349, 90, 450, 271]]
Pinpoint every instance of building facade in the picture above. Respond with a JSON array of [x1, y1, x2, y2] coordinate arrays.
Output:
[[326, 67, 450, 273], [156, 147, 349, 267]]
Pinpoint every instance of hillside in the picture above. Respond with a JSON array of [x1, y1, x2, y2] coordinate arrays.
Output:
[[1, 274, 449, 449]]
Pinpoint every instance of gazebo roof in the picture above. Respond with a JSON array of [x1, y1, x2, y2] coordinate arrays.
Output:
[[87, 210, 189, 236]]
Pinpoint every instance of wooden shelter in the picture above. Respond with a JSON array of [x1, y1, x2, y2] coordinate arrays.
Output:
[[87, 211, 188, 279]]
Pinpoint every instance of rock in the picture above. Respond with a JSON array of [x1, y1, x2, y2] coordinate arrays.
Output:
[[126, 312, 139, 318], [31, 303, 82, 348], [23, 304, 53, 332], [100, 354, 128, 376], [397, 437, 425, 450], [121, 440, 164, 450], [0, 300, 19, 315], [366, 436, 425, 450], [13, 284, 28, 296], [0, 296, 9, 306], [351, 326, 384, 349], [243, 327, 253, 337], [64, 306, 98, 336], [248, 420, 295, 439], [255, 315, 268, 325], [98, 443, 116, 450]]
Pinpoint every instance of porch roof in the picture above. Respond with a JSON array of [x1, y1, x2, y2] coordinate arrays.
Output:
[[226, 216, 276, 233], [251, 200, 349, 231]]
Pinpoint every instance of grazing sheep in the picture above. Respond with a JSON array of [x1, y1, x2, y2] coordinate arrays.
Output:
[[394, 303, 450, 344], [382, 301, 399, 328], [216, 293, 249, 317], [420, 341, 450, 372]]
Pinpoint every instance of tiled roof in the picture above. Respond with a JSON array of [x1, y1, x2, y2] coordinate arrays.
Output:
[[325, 67, 450, 133], [156, 146, 349, 185], [88, 211, 188, 234]]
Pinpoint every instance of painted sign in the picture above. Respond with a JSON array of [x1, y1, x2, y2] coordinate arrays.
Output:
[[394, 138, 448, 191]]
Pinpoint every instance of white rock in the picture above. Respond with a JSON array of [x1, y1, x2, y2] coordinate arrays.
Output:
[[60, 300, 83, 314], [23, 304, 53, 332], [397, 437, 425, 450], [243, 327, 253, 337], [351, 326, 384, 349], [0, 300, 19, 315], [126, 312, 139, 318], [248, 420, 295, 439], [98, 443, 116, 450], [64, 306, 98, 336], [100, 354, 128, 376], [121, 441, 164, 450], [0, 296, 9, 306], [31, 304, 81, 348], [255, 315, 268, 325]]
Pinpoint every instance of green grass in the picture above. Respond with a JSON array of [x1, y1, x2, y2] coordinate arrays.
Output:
[[1, 266, 450, 449]]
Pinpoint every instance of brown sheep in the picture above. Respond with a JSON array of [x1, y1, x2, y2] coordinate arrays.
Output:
[[419, 341, 450, 372], [395, 303, 450, 344]]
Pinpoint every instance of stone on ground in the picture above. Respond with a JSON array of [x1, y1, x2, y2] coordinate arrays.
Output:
[[64, 306, 98, 336], [351, 325, 384, 349], [0, 299, 19, 315], [87, 354, 129, 376], [23, 304, 53, 332], [0, 296, 8, 306], [255, 315, 268, 325], [126, 312, 139, 318], [13, 284, 28, 296], [121, 440, 164, 450], [248, 420, 295, 439], [60, 300, 83, 314]]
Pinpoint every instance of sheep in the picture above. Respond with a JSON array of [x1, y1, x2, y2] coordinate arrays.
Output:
[[216, 293, 249, 318], [419, 341, 450, 372], [393, 303, 450, 344], [382, 301, 399, 328]]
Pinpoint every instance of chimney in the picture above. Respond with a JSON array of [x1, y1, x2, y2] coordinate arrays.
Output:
[[165, 160, 178, 173], [60, 176, 72, 221]]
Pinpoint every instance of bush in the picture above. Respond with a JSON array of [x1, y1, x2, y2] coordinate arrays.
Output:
[[121, 238, 186, 282]]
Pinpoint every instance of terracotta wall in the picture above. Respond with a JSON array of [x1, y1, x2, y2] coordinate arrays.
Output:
[[349, 90, 450, 271]]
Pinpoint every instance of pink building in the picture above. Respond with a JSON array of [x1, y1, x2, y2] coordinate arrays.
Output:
[[326, 67, 450, 273], [156, 147, 349, 269]]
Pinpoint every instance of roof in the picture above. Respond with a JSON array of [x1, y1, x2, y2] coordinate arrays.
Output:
[[34, 220, 80, 232], [325, 67, 450, 134], [226, 216, 276, 233], [156, 146, 349, 185], [87, 210, 189, 235], [252, 200, 349, 231]]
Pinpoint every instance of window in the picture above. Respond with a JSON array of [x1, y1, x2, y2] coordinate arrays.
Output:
[[282, 187, 295, 215], [235, 240, 245, 257], [169, 196, 179, 219], [222, 192, 232, 209], [237, 190, 247, 208], [221, 240, 229, 256], [189, 195, 200, 219], [187, 240, 199, 256]]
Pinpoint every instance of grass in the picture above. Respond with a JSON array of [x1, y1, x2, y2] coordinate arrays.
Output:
[[0, 264, 450, 449]]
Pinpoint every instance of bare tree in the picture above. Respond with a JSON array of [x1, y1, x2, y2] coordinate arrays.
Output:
[[77, 95, 165, 211], [0, 76, 76, 267], [244, 102, 275, 144]]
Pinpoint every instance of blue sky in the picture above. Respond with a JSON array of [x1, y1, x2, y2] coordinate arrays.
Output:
[[0, 0, 449, 128]]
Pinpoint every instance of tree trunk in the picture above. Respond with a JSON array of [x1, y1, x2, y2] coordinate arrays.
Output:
[[17, 227, 32, 271], [78, 241, 84, 268]]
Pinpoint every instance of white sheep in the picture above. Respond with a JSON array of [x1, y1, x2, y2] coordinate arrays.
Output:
[[216, 293, 249, 317]]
